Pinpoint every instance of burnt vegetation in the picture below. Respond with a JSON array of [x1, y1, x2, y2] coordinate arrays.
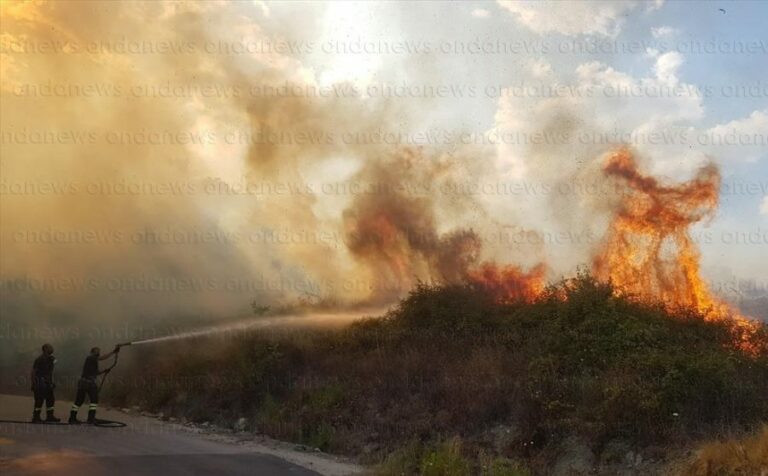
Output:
[[109, 274, 768, 474]]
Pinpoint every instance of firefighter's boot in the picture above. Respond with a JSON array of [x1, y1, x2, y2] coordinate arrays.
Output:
[[31, 409, 42, 423], [45, 408, 60, 423], [87, 409, 97, 424]]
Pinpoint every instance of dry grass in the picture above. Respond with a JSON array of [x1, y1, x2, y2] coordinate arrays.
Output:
[[680, 425, 768, 476]]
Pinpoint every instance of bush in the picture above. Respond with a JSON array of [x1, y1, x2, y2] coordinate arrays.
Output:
[[419, 438, 471, 476], [480, 456, 532, 476]]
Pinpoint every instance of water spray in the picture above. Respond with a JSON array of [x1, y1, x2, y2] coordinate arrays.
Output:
[[113, 309, 382, 348]]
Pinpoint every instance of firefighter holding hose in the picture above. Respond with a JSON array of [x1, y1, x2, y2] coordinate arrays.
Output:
[[69, 344, 121, 424]]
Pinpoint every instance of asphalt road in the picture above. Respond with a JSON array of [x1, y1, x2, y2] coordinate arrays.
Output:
[[0, 394, 321, 476]]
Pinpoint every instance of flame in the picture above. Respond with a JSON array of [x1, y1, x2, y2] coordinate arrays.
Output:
[[340, 151, 547, 303], [593, 148, 759, 350], [343, 198, 546, 303], [593, 148, 721, 312], [467, 262, 547, 303]]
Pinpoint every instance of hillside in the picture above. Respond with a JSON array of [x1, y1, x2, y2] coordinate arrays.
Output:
[[107, 275, 768, 475]]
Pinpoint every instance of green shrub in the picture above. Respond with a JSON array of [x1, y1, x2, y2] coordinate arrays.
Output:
[[374, 441, 423, 476], [480, 457, 531, 476], [419, 438, 471, 476]]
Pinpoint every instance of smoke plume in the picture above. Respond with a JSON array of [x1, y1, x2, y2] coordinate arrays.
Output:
[[0, 1, 757, 346]]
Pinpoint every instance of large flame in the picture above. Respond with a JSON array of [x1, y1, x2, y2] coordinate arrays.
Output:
[[592, 148, 759, 350], [593, 148, 723, 315]]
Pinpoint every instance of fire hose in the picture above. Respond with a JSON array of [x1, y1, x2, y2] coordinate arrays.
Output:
[[90, 342, 132, 427], [98, 342, 131, 392]]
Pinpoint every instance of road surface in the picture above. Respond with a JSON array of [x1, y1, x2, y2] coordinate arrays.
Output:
[[0, 394, 326, 475]]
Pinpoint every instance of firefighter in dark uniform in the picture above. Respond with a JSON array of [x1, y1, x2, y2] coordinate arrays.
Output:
[[31, 343, 60, 423], [69, 345, 119, 424]]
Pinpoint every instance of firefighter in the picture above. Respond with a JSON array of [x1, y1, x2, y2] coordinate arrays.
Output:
[[69, 345, 119, 424], [31, 343, 60, 423]]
